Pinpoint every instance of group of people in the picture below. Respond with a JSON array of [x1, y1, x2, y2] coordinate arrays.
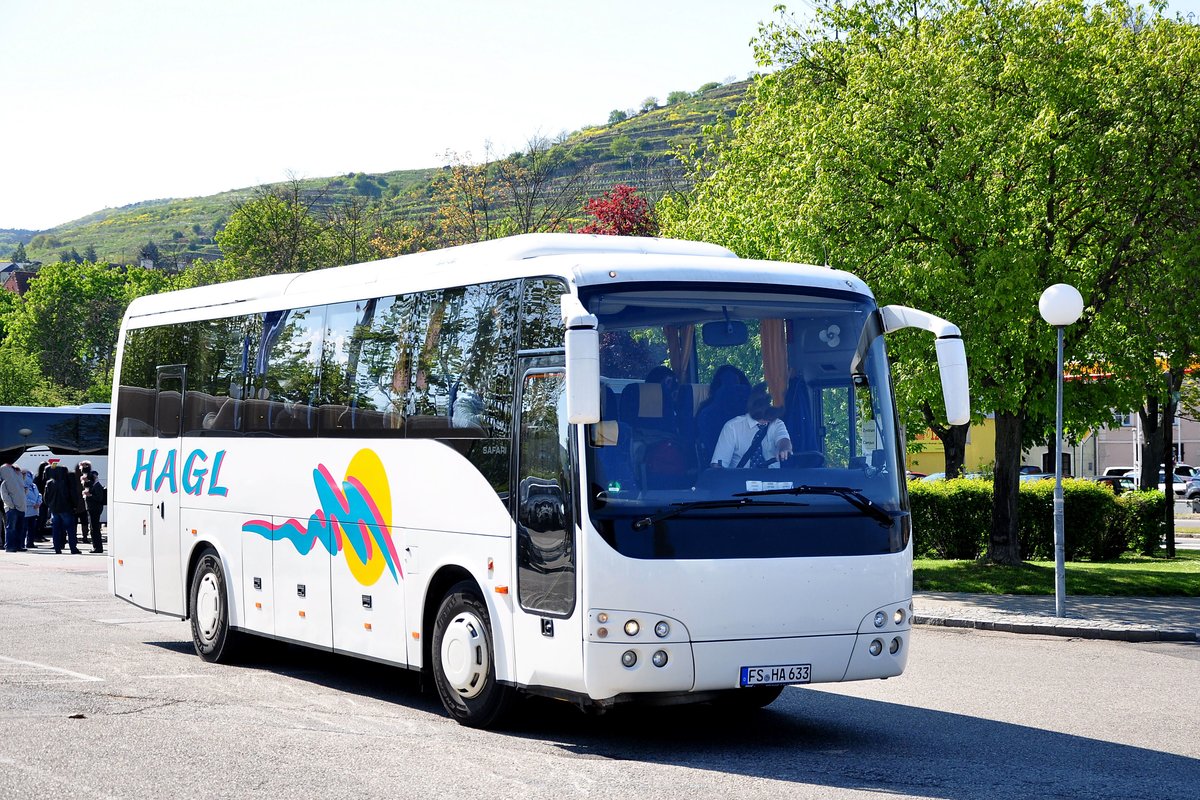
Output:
[[0, 460, 106, 555]]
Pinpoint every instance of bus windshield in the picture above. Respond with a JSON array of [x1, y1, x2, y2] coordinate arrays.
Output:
[[582, 285, 907, 560]]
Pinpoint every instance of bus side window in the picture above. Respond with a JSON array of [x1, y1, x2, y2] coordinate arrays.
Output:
[[519, 277, 568, 351], [515, 370, 575, 617]]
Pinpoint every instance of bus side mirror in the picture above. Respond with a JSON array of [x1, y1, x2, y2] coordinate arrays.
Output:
[[561, 295, 601, 424], [880, 305, 970, 426]]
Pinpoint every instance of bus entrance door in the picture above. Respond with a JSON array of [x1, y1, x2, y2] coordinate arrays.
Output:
[[151, 367, 186, 617], [511, 363, 584, 691]]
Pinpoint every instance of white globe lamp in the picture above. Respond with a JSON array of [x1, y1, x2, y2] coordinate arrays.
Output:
[[1039, 284, 1084, 327]]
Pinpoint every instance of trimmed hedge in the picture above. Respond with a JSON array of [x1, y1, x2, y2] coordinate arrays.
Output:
[[908, 479, 1168, 562]]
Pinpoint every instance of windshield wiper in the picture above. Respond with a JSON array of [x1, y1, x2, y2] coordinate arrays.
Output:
[[632, 497, 802, 530], [733, 484, 896, 527]]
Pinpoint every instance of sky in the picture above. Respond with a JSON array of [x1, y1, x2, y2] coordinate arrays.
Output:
[[3, 0, 1198, 232], [0, 0, 785, 231]]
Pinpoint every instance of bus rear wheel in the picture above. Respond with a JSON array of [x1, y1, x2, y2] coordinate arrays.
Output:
[[431, 581, 513, 728], [189, 552, 241, 663]]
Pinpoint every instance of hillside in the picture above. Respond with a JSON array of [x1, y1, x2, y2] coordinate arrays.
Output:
[[4, 80, 750, 266]]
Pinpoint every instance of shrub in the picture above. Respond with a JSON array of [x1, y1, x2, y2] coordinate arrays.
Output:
[[1017, 479, 1122, 561], [908, 478, 991, 559], [910, 477, 1139, 562], [1114, 490, 1168, 556]]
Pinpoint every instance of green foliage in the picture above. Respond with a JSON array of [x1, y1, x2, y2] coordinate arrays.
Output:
[[10, 242, 27, 262], [0, 262, 170, 402], [909, 478, 992, 559], [909, 478, 1162, 562], [609, 135, 636, 158], [608, 109, 628, 124], [1114, 490, 1169, 556], [1016, 479, 1125, 561], [666, 90, 691, 105], [216, 188, 328, 277], [662, 0, 1200, 562]]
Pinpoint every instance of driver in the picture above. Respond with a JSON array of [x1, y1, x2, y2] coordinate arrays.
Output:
[[710, 385, 792, 469]]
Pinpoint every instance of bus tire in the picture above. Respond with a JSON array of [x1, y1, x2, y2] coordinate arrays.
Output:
[[431, 581, 512, 728], [189, 552, 241, 663]]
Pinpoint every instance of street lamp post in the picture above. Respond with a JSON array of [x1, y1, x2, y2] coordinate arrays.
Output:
[[1039, 284, 1084, 618]]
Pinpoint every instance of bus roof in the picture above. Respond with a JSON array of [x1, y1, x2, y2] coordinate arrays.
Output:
[[0, 404, 110, 414], [123, 233, 871, 323]]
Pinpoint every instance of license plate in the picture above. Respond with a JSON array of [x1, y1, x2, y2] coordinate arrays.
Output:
[[740, 663, 811, 687]]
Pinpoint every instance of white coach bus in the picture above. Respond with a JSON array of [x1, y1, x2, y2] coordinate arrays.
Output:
[[108, 233, 968, 727]]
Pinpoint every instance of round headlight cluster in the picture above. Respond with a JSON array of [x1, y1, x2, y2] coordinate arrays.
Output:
[[654, 620, 670, 638], [624, 620, 640, 637], [869, 639, 884, 656], [621, 650, 637, 668], [873, 611, 887, 628]]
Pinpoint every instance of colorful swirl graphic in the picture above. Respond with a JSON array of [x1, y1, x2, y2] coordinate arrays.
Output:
[[242, 449, 402, 585]]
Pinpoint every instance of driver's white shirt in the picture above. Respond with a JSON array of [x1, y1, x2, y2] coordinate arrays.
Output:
[[711, 414, 790, 469]]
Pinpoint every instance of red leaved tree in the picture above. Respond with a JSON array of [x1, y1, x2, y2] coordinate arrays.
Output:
[[578, 184, 657, 237]]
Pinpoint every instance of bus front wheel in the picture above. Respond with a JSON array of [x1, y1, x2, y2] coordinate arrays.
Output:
[[189, 552, 241, 663], [431, 581, 512, 728]]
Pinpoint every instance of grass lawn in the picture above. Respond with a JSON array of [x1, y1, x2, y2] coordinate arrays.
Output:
[[914, 550, 1200, 596]]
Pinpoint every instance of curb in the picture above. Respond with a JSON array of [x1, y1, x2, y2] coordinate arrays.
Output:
[[913, 613, 1198, 643]]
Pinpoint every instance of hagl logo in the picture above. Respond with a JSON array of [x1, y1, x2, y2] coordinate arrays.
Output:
[[242, 449, 401, 586]]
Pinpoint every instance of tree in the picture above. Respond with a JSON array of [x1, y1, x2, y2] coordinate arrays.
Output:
[[432, 139, 596, 245], [500, 134, 597, 235], [578, 184, 657, 237], [4, 262, 160, 398], [667, 90, 692, 105], [139, 240, 160, 266], [431, 148, 508, 246], [661, 0, 1200, 564], [608, 109, 629, 124], [640, 97, 660, 113], [216, 180, 329, 277], [10, 242, 27, 263], [82, 244, 98, 263]]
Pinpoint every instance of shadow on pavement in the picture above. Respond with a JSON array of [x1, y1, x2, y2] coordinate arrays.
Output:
[[143, 639, 1198, 799], [500, 688, 1198, 800]]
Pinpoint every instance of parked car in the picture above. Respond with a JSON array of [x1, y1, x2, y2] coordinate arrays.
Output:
[[920, 471, 985, 481], [1123, 469, 1188, 498], [1093, 475, 1136, 495], [1019, 472, 1054, 483], [1185, 474, 1200, 501], [1103, 466, 1137, 477]]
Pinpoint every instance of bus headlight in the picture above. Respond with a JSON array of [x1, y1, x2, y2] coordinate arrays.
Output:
[[873, 611, 887, 628], [890, 637, 902, 655], [654, 621, 670, 638], [894, 608, 906, 625], [651, 650, 668, 668], [869, 639, 883, 656], [621, 650, 637, 668], [624, 620, 640, 636]]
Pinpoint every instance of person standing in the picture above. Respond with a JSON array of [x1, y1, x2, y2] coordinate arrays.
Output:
[[73, 462, 89, 547], [0, 462, 27, 552], [82, 468, 105, 553], [43, 464, 82, 554], [22, 468, 42, 549], [34, 462, 50, 542]]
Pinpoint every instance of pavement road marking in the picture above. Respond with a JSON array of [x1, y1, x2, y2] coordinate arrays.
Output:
[[0, 655, 103, 683]]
